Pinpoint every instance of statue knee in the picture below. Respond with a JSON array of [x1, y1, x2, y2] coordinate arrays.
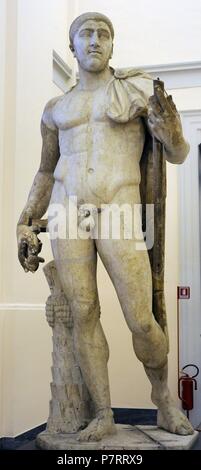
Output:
[[130, 316, 153, 336], [71, 298, 100, 326]]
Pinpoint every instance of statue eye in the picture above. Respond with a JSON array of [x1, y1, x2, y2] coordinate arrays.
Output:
[[98, 30, 110, 39], [79, 29, 92, 38], [100, 32, 109, 39]]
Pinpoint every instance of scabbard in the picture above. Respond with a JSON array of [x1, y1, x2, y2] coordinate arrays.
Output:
[[151, 79, 168, 341], [152, 136, 166, 279]]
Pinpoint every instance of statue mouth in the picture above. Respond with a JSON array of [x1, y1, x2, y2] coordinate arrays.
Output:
[[88, 50, 102, 55]]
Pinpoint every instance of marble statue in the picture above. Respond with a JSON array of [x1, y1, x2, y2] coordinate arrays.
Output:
[[17, 12, 194, 444]]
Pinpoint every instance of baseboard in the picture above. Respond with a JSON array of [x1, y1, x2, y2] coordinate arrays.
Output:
[[113, 407, 157, 426], [0, 423, 46, 450], [0, 408, 157, 450]]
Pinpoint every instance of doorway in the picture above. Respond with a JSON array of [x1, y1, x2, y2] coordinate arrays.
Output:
[[178, 110, 201, 427]]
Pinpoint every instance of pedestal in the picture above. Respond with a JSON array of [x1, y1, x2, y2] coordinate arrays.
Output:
[[36, 424, 198, 450]]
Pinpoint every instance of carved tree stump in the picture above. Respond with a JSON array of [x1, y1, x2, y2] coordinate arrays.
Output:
[[43, 261, 93, 433]]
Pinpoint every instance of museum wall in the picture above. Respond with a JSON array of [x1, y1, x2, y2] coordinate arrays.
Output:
[[0, 0, 7, 439], [0, 0, 76, 438], [0, 0, 201, 437]]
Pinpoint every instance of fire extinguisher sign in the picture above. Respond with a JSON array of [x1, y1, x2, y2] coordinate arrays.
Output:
[[177, 286, 190, 299]]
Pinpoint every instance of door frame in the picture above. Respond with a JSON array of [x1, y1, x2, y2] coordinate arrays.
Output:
[[178, 110, 201, 427]]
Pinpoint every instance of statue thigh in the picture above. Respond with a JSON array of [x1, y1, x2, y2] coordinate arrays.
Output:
[[96, 237, 153, 335], [50, 236, 99, 324]]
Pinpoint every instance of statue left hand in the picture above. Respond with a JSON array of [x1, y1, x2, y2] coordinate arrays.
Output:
[[17, 224, 44, 273], [147, 86, 184, 152]]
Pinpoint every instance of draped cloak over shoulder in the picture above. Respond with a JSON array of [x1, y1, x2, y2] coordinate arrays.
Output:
[[105, 68, 153, 122]]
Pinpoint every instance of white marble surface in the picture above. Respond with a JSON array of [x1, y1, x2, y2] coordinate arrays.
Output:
[[136, 425, 199, 450]]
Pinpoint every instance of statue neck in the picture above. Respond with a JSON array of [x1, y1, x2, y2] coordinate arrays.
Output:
[[77, 66, 113, 91]]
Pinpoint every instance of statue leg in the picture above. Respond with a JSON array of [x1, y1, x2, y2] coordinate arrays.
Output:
[[50, 236, 116, 441], [144, 362, 193, 435], [96, 236, 193, 435]]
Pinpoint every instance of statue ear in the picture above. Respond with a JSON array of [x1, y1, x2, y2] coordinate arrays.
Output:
[[69, 43, 75, 54], [110, 44, 113, 59]]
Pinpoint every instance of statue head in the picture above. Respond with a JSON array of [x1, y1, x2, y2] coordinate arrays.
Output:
[[69, 12, 114, 73]]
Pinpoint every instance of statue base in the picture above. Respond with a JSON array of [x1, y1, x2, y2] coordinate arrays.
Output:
[[36, 424, 198, 450]]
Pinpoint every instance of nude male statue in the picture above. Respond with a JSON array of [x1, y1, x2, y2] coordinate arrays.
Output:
[[17, 12, 193, 441]]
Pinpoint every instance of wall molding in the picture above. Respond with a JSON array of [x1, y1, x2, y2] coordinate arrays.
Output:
[[138, 61, 201, 89], [142, 60, 201, 73], [0, 423, 46, 449], [53, 49, 73, 92], [0, 303, 45, 311], [53, 52, 201, 92], [180, 109, 201, 116]]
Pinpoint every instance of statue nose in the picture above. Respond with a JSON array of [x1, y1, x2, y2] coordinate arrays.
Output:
[[90, 32, 100, 46]]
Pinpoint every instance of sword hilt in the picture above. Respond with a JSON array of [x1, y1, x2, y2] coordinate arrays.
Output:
[[28, 217, 48, 233]]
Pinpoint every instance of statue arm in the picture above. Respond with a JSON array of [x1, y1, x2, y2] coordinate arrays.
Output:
[[163, 130, 190, 165], [147, 86, 190, 164], [17, 98, 60, 272]]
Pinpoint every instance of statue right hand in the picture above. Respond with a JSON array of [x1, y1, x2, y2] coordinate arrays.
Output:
[[17, 224, 45, 273]]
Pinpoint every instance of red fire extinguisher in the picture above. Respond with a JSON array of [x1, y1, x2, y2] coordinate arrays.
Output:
[[178, 364, 199, 418]]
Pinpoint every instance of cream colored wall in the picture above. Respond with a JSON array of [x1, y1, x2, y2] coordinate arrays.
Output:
[[0, 0, 6, 278], [0, 0, 18, 437], [0, 0, 76, 437], [1, 0, 200, 437], [171, 88, 201, 111], [0, 0, 6, 436]]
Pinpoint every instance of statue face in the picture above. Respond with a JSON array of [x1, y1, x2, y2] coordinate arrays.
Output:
[[72, 20, 113, 72]]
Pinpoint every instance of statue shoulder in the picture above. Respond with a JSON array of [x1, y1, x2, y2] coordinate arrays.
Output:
[[42, 81, 79, 130], [42, 95, 62, 130], [114, 67, 153, 81], [113, 67, 153, 97], [42, 83, 76, 130]]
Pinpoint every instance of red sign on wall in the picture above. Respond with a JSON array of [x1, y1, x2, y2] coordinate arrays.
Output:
[[177, 286, 190, 299]]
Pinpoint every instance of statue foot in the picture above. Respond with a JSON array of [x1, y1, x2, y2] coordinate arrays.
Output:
[[78, 408, 116, 442], [157, 402, 194, 435], [145, 364, 194, 436]]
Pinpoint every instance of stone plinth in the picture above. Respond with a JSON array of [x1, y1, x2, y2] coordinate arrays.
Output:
[[36, 424, 198, 450]]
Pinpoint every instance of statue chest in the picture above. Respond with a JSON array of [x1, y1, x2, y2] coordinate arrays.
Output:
[[52, 88, 109, 130]]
